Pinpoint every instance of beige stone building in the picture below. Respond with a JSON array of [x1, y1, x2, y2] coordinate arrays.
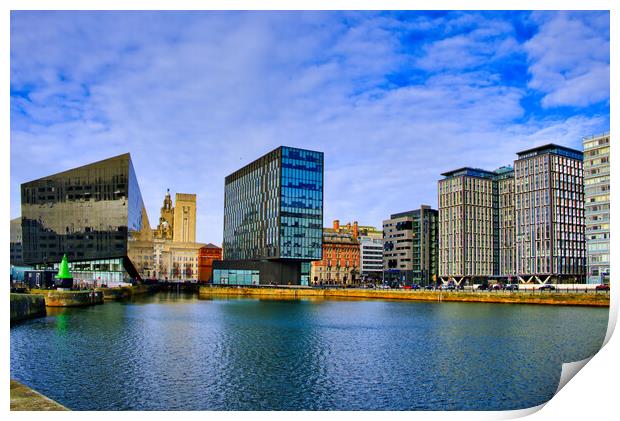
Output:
[[152, 190, 204, 281], [438, 168, 496, 284]]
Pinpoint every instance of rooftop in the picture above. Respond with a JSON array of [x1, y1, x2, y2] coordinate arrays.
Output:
[[440, 167, 496, 179], [515, 143, 583, 158]]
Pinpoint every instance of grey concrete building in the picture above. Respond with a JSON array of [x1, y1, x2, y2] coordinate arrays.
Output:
[[383, 205, 438, 286]]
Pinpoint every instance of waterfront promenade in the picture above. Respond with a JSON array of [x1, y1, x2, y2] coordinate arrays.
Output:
[[198, 285, 610, 307]]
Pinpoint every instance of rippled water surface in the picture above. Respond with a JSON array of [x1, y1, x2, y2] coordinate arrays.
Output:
[[11, 293, 608, 410]]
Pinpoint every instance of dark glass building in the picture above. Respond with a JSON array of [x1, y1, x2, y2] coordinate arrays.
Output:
[[20, 153, 153, 285], [214, 146, 324, 285]]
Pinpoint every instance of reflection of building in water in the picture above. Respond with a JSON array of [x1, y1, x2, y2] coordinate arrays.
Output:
[[20, 153, 153, 285]]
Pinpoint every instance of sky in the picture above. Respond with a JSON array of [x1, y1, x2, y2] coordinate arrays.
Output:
[[10, 10, 610, 244]]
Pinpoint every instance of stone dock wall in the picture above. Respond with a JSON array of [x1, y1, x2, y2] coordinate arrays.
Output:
[[10, 380, 68, 411], [30, 289, 104, 307], [10, 293, 46, 324], [96, 284, 153, 300], [198, 286, 610, 307]]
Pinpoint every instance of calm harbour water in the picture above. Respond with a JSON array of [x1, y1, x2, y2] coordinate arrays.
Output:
[[10, 292, 608, 411]]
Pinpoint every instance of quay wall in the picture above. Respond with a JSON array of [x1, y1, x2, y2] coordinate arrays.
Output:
[[30, 289, 104, 307], [198, 286, 610, 307], [96, 284, 153, 300], [10, 294, 46, 324], [10, 379, 68, 411]]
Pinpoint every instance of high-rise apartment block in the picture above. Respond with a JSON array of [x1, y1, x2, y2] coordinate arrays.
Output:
[[383, 205, 438, 286], [514, 145, 585, 283], [438, 169, 496, 283], [496, 167, 516, 278], [214, 146, 324, 285], [583, 133, 610, 284], [438, 143, 586, 285]]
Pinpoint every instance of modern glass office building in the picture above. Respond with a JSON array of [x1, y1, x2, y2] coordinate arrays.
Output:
[[214, 146, 324, 285], [20, 153, 153, 285]]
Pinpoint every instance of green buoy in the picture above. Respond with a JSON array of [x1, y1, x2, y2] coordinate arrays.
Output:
[[55, 254, 74, 289]]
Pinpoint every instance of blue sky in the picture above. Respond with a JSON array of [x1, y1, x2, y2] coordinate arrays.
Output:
[[10, 11, 610, 244]]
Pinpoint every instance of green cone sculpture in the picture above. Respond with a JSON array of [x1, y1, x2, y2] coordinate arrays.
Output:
[[55, 254, 73, 289]]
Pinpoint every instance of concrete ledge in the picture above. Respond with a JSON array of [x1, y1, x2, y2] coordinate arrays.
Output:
[[10, 379, 68, 411], [96, 284, 153, 300], [30, 289, 104, 307], [198, 286, 610, 307], [10, 294, 46, 324]]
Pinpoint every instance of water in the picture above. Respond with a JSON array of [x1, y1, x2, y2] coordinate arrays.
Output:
[[10, 292, 608, 411]]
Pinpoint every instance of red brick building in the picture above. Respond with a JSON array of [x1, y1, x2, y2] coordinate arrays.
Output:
[[197, 243, 222, 282], [311, 220, 360, 286]]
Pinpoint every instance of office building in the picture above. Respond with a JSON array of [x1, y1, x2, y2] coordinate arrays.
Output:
[[360, 236, 383, 282], [20, 153, 152, 285], [583, 133, 610, 284], [514, 144, 585, 283], [383, 205, 438, 286], [213, 146, 324, 285], [310, 220, 360, 285]]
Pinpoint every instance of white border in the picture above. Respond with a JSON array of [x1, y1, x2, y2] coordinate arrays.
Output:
[[3, 2, 616, 420]]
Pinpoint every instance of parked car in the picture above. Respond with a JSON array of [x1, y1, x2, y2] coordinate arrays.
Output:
[[476, 284, 488, 291], [411, 284, 421, 290], [490, 284, 502, 290], [504, 284, 519, 291], [424, 285, 435, 290], [445, 284, 456, 291], [595, 284, 610, 291], [538, 284, 556, 291]]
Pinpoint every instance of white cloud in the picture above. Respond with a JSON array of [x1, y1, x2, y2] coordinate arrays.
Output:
[[10, 11, 609, 243], [524, 11, 610, 108]]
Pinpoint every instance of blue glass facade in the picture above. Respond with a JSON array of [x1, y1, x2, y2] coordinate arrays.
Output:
[[280, 146, 323, 259], [219, 146, 323, 285]]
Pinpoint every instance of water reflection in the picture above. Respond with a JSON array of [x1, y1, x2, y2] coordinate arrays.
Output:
[[10, 293, 608, 410]]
